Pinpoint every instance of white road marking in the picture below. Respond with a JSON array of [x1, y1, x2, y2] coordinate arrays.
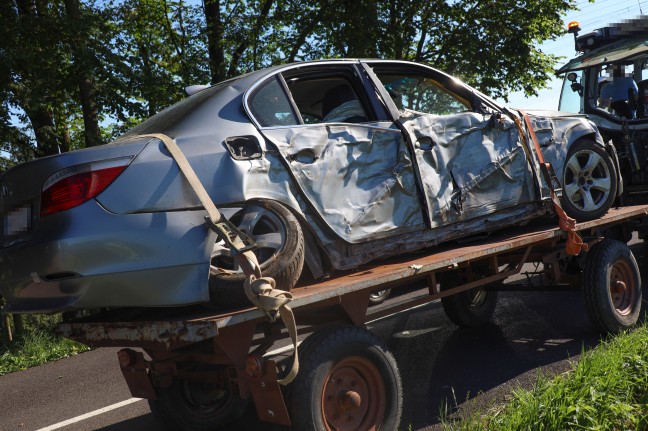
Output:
[[35, 397, 143, 431]]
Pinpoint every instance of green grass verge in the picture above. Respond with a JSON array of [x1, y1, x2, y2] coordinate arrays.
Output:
[[443, 324, 648, 431], [0, 314, 90, 376]]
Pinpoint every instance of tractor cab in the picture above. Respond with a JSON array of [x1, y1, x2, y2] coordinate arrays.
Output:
[[557, 16, 648, 203]]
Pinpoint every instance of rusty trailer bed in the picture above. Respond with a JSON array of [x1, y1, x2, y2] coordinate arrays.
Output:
[[57, 204, 648, 350]]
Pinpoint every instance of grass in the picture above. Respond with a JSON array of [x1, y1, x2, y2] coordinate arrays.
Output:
[[0, 314, 90, 376], [442, 324, 648, 431]]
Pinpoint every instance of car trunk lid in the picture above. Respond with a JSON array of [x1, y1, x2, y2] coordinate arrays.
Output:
[[0, 136, 152, 247]]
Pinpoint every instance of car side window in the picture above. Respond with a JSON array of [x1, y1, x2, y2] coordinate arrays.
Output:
[[375, 73, 469, 115], [249, 76, 299, 127], [286, 75, 369, 124]]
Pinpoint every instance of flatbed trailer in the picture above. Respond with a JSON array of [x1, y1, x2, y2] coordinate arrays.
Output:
[[57, 204, 648, 431]]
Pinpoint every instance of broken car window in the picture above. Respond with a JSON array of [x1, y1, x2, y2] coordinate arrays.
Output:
[[249, 76, 299, 127], [287, 75, 369, 124], [375, 74, 469, 116]]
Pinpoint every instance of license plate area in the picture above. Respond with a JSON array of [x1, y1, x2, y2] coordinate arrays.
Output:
[[4, 204, 32, 237]]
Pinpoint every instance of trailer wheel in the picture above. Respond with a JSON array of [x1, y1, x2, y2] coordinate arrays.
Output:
[[289, 325, 402, 431], [209, 200, 304, 308], [440, 271, 498, 327], [582, 239, 641, 334], [148, 366, 247, 431]]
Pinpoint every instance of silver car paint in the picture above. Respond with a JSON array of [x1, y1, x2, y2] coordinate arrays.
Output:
[[0, 60, 608, 312], [261, 122, 424, 243], [526, 110, 607, 177], [402, 111, 537, 226]]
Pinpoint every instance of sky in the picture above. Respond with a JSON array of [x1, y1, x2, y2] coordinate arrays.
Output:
[[502, 0, 648, 110]]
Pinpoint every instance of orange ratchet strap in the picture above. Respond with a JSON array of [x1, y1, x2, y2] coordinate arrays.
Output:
[[515, 110, 587, 256]]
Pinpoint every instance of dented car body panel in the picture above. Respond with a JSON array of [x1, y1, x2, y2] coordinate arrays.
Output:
[[0, 59, 608, 312]]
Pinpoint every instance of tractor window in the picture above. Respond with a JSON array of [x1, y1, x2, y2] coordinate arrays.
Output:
[[558, 71, 583, 113], [596, 64, 638, 119]]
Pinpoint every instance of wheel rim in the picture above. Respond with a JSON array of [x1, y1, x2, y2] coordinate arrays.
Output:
[[321, 356, 386, 431], [211, 204, 287, 275], [609, 259, 636, 316], [564, 149, 612, 213], [370, 290, 387, 301]]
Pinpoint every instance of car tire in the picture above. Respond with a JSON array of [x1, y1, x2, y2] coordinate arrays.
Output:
[[209, 200, 304, 309], [561, 139, 617, 221], [148, 365, 248, 431], [582, 239, 641, 334], [288, 325, 402, 431]]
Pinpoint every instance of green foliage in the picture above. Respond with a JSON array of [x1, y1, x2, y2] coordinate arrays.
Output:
[[0, 314, 90, 376], [443, 325, 648, 431], [1, 0, 586, 167]]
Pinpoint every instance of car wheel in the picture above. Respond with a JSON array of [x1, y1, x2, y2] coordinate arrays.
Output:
[[561, 139, 617, 221], [582, 239, 641, 334], [368, 288, 391, 306], [209, 200, 304, 309]]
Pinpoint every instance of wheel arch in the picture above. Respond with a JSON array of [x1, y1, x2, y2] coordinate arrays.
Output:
[[217, 196, 335, 281]]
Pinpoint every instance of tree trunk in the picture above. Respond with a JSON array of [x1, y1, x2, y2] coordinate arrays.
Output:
[[0, 296, 12, 345], [342, 0, 378, 58], [64, 0, 102, 148], [203, 0, 226, 84], [12, 314, 24, 339], [27, 107, 60, 157]]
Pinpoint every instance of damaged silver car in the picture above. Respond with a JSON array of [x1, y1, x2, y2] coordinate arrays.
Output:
[[0, 59, 619, 312]]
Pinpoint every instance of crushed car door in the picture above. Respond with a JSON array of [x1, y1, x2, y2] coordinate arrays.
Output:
[[368, 64, 537, 227], [245, 65, 425, 243]]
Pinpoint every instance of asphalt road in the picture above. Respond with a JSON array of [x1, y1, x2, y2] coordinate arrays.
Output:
[[2, 240, 646, 431]]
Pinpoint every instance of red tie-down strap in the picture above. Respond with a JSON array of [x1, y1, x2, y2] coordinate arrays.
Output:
[[516, 110, 588, 256]]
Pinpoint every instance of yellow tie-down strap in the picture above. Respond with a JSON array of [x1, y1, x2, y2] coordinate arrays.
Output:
[[138, 133, 299, 385], [513, 112, 587, 256]]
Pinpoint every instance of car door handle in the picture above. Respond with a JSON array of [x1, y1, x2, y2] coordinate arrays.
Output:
[[417, 137, 436, 151]]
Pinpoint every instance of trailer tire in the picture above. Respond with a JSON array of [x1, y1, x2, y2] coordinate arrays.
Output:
[[209, 200, 304, 309], [582, 239, 641, 334], [148, 367, 247, 431], [440, 271, 498, 327], [561, 139, 617, 221], [289, 325, 402, 431]]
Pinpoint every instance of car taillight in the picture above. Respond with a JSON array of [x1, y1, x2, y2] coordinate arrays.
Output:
[[41, 157, 132, 217]]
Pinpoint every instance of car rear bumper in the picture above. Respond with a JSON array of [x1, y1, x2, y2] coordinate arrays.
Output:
[[0, 200, 214, 313]]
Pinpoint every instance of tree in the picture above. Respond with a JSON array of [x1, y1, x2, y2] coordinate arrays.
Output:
[[277, 0, 582, 101], [1, 0, 583, 167], [0, 0, 72, 159], [108, 0, 209, 118]]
